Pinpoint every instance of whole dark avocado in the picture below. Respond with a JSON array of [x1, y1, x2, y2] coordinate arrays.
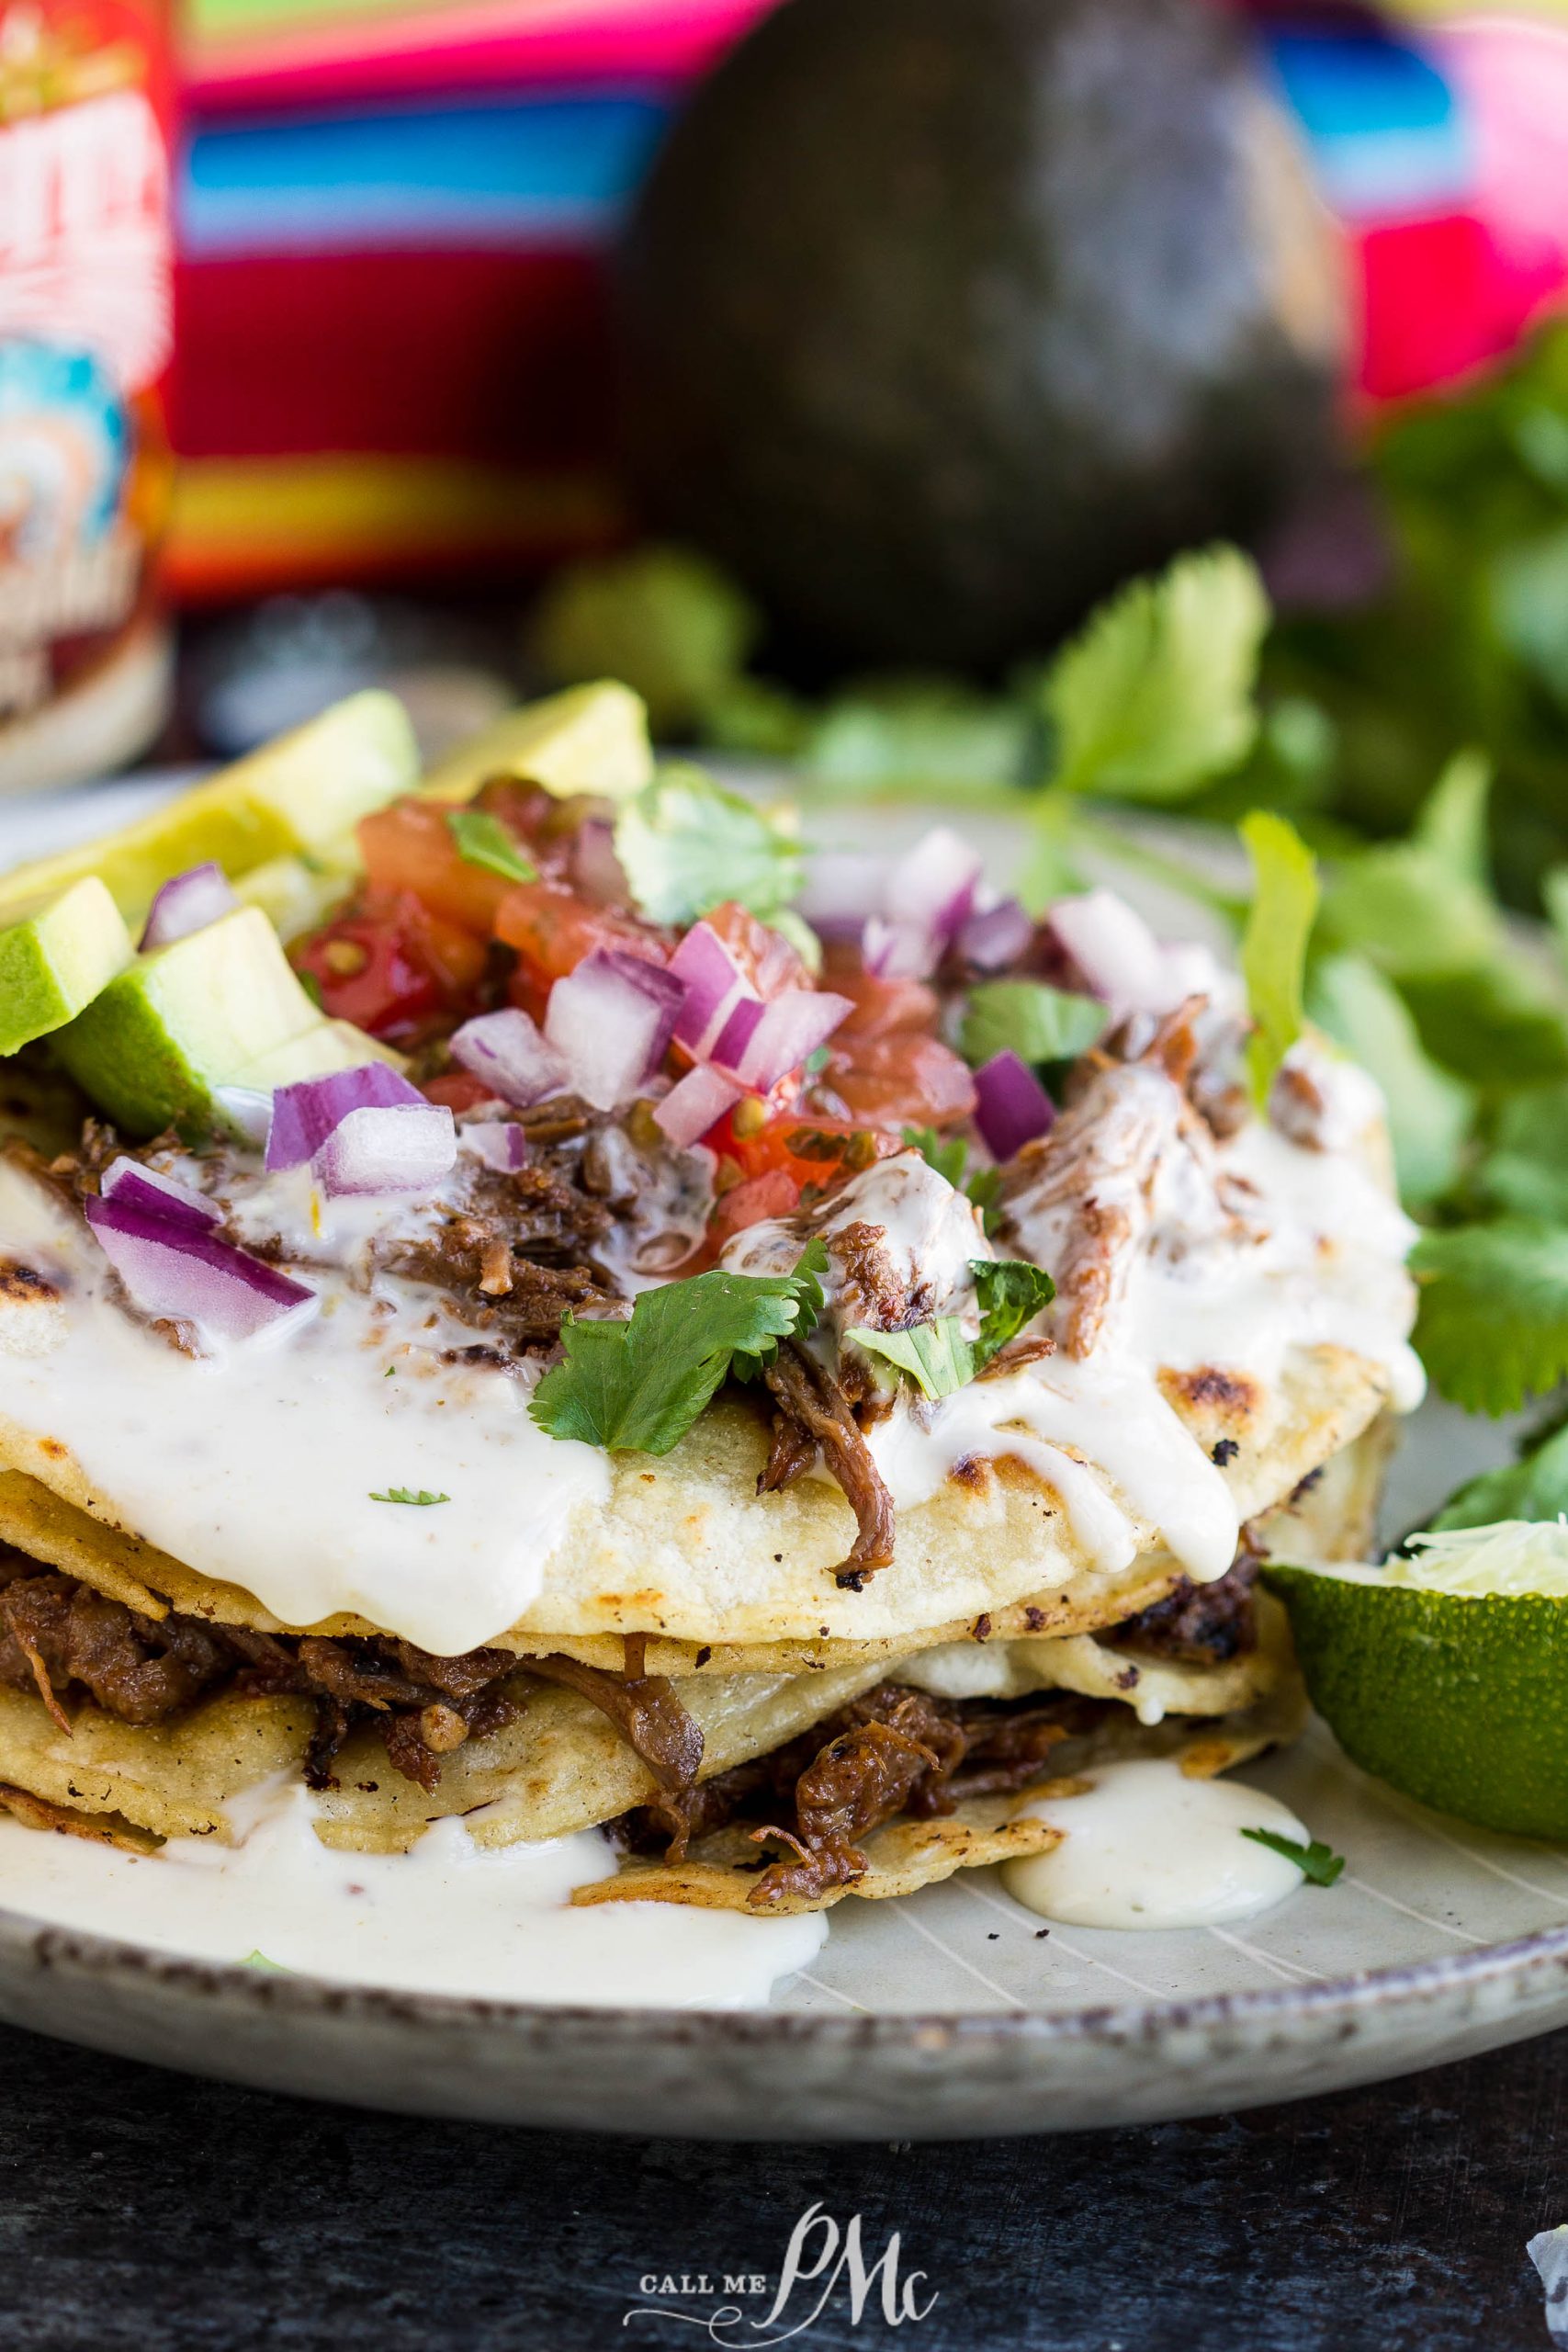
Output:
[[616, 0, 1348, 672]]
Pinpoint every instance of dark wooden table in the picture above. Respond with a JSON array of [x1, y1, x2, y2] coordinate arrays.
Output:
[[0, 2018, 1561, 2350]]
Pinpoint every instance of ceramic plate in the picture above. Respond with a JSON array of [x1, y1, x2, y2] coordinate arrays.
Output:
[[0, 775, 1559, 2142]]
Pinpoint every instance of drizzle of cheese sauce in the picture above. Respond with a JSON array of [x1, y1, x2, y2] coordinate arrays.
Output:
[[0, 1159, 609, 1653], [0, 1779, 824, 2007], [1002, 1758, 1313, 1929]]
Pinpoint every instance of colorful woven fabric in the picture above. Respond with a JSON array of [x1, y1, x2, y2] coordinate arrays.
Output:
[[168, 4, 1568, 600]]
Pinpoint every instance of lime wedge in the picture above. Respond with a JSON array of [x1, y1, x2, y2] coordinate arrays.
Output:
[[1267, 1525, 1568, 1838]]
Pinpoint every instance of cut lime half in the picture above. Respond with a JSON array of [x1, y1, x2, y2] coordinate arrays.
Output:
[[1266, 1522, 1568, 1839]]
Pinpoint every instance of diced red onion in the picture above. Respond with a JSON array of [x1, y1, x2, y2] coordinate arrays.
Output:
[[709, 992, 765, 1076], [669, 922, 752, 1060], [544, 949, 686, 1111], [459, 1120, 529, 1172], [797, 850, 887, 941], [85, 1194, 316, 1342], [1046, 889, 1171, 1017], [956, 896, 1035, 973], [140, 863, 239, 952], [653, 1063, 745, 1150], [99, 1156, 220, 1232], [212, 1086, 274, 1148], [860, 911, 927, 981], [266, 1063, 424, 1171], [973, 1051, 1055, 1162], [885, 826, 983, 947], [712, 988, 853, 1091], [570, 819, 629, 906], [313, 1103, 456, 1197], [450, 1009, 570, 1109]]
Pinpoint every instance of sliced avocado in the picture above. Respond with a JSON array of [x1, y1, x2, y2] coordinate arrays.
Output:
[[0, 877, 135, 1057], [420, 682, 653, 806], [233, 847, 358, 943], [230, 1020, 408, 1092], [0, 692, 418, 929], [53, 907, 325, 1136]]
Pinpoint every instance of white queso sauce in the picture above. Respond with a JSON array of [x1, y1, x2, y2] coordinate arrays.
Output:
[[1002, 1759, 1313, 1930]]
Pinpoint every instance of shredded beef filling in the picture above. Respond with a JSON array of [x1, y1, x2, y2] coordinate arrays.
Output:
[[0, 1555, 705, 1804], [615, 1681, 1110, 1905], [1102, 1552, 1259, 1665], [759, 1340, 896, 1589]]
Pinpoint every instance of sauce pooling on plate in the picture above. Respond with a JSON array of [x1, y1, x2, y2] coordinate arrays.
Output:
[[0, 1781, 825, 2007], [1002, 1758, 1312, 1930]]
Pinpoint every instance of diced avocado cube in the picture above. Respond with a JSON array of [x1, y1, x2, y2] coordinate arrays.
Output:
[[0, 692, 418, 930], [230, 1021, 407, 1092], [233, 847, 358, 943], [231, 689, 420, 854], [421, 682, 653, 806], [53, 907, 325, 1136], [0, 877, 135, 1056]]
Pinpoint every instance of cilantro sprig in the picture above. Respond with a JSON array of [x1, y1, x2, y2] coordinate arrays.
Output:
[[1043, 545, 1269, 804], [446, 809, 536, 884], [958, 979, 1107, 1070], [444, 808, 536, 884], [1240, 1828, 1345, 1887], [530, 1242, 827, 1454], [1240, 810, 1320, 1107], [847, 1258, 1055, 1402], [613, 764, 802, 928], [901, 1126, 1002, 1223]]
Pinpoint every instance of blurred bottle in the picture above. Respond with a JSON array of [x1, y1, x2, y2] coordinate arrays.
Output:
[[0, 0, 175, 794]]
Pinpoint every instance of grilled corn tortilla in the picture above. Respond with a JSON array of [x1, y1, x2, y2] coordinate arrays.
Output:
[[0, 1593, 1296, 1857], [0, 1337, 1389, 1657], [573, 1681, 1309, 1916]]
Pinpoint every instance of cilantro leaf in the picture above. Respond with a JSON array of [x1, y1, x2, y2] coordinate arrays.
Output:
[[613, 764, 803, 927], [729, 1238, 829, 1383], [1412, 748, 1493, 886], [1240, 810, 1319, 1107], [900, 1127, 1001, 1224], [848, 1318, 976, 1401], [446, 809, 536, 884], [1320, 842, 1496, 979], [902, 1125, 969, 1188], [1307, 953, 1473, 1210], [1478, 1083, 1568, 1222], [971, 1259, 1055, 1368], [1411, 1219, 1568, 1415], [531, 1243, 827, 1454], [1399, 961, 1568, 1089], [959, 980, 1107, 1070], [844, 1258, 1054, 1400], [1043, 545, 1268, 802], [369, 1488, 450, 1506], [1427, 1406, 1568, 1532], [803, 678, 1031, 797], [1240, 1828, 1345, 1887], [526, 545, 759, 736]]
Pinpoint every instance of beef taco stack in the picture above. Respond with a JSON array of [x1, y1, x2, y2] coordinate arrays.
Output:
[[0, 691, 1421, 1917]]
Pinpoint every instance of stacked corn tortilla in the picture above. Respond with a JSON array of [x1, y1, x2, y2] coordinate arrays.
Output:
[[0, 1340, 1393, 1912]]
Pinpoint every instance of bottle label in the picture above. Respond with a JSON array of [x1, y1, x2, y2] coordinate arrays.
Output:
[[0, 1, 173, 762]]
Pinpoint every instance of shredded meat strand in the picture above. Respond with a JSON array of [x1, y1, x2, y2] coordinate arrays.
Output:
[[761, 1341, 895, 1590], [616, 1681, 1098, 1903], [1104, 1551, 1259, 1665], [522, 1653, 705, 1793]]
